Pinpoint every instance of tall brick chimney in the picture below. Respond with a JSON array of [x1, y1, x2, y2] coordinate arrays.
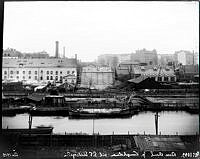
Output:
[[55, 41, 59, 58], [75, 54, 78, 64], [63, 47, 65, 58]]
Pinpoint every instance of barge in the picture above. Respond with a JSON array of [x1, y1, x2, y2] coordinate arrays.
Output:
[[68, 108, 136, 119], [29, 107, 69, 116], [2, 126, 53, 135]]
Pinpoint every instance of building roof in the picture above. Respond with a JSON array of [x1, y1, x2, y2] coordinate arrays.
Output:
[[119, 62, 139, 65], [3, 58, 77, 68], [82, 65, 113, 72], [117, 65, 175, 77], [128, 76, 148, 83]]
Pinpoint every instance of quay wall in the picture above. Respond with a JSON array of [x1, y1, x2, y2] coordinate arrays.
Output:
[[2, 133, 199, 149]]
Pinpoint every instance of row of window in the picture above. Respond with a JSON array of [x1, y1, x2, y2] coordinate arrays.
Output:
[[3, 70, 75, 75], [4, 75, 75, 83], [46, 76, 62, 81], [4, 76, 38, 80], [4, 76, 62, 81], [5, 70, 38, 75], [4, 76, 61, 80]]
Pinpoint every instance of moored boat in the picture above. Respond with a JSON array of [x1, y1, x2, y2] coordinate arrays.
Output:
[[2, 127, 53, 135], [29, 107, 69, 116], [68, 108, 134, 119]]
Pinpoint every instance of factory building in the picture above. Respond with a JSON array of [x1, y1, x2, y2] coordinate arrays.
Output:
[[2, 41, 78, 84], [2, 58, 77, 84]]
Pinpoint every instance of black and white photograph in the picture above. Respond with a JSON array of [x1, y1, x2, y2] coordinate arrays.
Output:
[[1, 1, 199, 159]]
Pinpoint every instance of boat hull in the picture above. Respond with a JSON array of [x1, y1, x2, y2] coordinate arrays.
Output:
[[68, 109, 134, 119], [2, 128, 53, 135]]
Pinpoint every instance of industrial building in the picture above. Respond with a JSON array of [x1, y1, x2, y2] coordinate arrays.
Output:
[[2, 41, 78, 84], [2, 58, 77, 84]]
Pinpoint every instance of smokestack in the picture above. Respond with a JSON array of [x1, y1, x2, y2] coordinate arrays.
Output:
[[55, 41, 59, 58], [63, 47, 65, 58], [75, 54, 77, 60], [193, 50, 194, 65]]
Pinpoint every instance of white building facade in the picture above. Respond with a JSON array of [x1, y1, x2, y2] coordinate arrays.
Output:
[[80, 65, 114, 90], [2, 57, 77, 84], [176, 50, 195, 65]]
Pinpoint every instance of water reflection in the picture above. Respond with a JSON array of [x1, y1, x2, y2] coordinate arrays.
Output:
[[2, 111, 199, 135]]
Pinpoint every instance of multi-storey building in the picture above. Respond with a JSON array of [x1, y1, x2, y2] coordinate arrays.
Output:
[[2, 57, 77, 84], [80, 65, 114, 90], [116, 54, 132, 63], [97, 53, 131, 67], [175, 50, 196, 65], [194, 52, 199, 65], [3, 48, 23, 57], [157, 54, 175, 66], [97, 54, 118, 67], [3, 48, 49, 59], [98, 49, 158, 67], [132, 49, 158, 66]]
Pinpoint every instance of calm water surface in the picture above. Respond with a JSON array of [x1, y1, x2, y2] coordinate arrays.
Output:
[[2, 111, 199, 135]]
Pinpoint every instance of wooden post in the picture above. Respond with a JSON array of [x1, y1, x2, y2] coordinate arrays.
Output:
[[110, 135, 112, 146], [28, 114, 32, 130], [102, 135, 104, 147], [155, 112, 159, 135], [28, 113, 32, 136]]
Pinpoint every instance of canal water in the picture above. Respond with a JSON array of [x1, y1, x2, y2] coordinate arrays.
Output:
[[2, 111, 199, 135]]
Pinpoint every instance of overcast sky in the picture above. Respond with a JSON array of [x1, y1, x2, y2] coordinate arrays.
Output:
[[3, 1, 199, 62]]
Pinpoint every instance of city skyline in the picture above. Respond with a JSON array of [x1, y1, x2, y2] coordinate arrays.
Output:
[[3, 1, 199, 62]]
